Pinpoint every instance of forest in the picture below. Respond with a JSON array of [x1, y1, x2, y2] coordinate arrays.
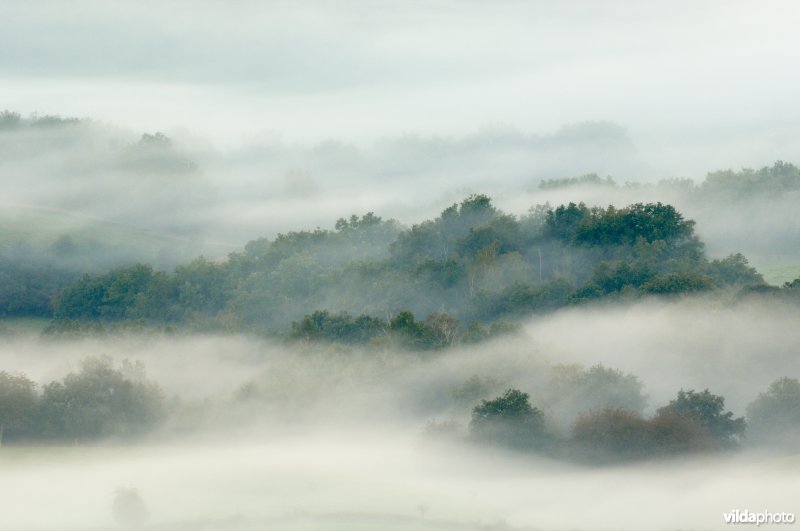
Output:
[[5, 178, 799, 349], [2, 174, 800, 463]]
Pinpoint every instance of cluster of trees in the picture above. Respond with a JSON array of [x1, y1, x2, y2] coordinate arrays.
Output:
[[701, 160, 800, 198], [427, 373, 800, 462], [0, 357, 164, 446], [464, 387, 744, 462], [288, 309, 512, 349], [39, 195, 774, 346], [539, 173, 616, 189], [539, 161, 800, 200], [0, 245, 80, 317], [0, 110, 81, 129], [746, 378, 800, 446]]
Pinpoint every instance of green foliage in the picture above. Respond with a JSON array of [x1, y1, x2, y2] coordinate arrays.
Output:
[[390, 194, 498, 265], [413, 258, 465, 288], [0, 254, 77, 317], [473, 279, 575, 320], [288, 309, 464, 349], [0, 372, 38, 444], [289, 310, 385, 344], [470, 389, 549, 450], [37, 194, 765, 348], [746, 378, 800, 445], [706, 253, 764, 287], [574, 203, 696, 247], [539, 173, 616, 190], [656, 389, 745, 449], [544, 202, 591, 241], [457, 214, 522, 258], [584, 262, 654, 295], [389, 311, 437, 349], [640, 272, 713, 295], [38, 357, 164, 442], [54, 264, 155, 321], [702, 161, 800, 198]]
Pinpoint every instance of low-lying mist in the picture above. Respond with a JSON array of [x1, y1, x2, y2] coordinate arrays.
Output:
[[3, 114, 800, 280], [2, 296, 799, 530], [5, 2, 800, 528]]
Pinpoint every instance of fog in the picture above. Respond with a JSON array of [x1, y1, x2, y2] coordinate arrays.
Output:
[[3, 440, 798, 531], [1, 298, 800, 529], [3, 0, 800, 253], [3, 117, 800, 279], [3, 1, 800, 529]]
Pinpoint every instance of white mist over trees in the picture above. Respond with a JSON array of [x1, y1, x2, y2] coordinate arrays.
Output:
[[3, 1, 800, 529]]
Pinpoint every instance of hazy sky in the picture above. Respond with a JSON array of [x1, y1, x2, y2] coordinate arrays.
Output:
[[3, 0, 800, 156]]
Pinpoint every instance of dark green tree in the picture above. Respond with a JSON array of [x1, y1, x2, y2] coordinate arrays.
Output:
[[656, 389, 745, 449], [470, 389, 548, 450]]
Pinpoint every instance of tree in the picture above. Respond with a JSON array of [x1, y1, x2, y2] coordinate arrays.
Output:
[[0, 371, 38, 446], [570, 408, 715, 462], [38, 357, 164, 442], [452, 375, 500, 410], [545, 364, 646, 425], [424, 312, 461, 348], [706, 253, 764, 287], [656, 389, 745, 449], [746, 378, 800, 445], [289, 310, 384, 344], [641, 272, 713, 295], [470, 389, 548, 450], [389, 311, 434, 349]]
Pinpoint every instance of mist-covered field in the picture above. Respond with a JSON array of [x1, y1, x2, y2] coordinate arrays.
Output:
[[3, 440, 799, 531], [3, 1, 800, 530]]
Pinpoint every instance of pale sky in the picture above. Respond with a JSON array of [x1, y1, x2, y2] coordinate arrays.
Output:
[[2, 0, 800, 155]]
